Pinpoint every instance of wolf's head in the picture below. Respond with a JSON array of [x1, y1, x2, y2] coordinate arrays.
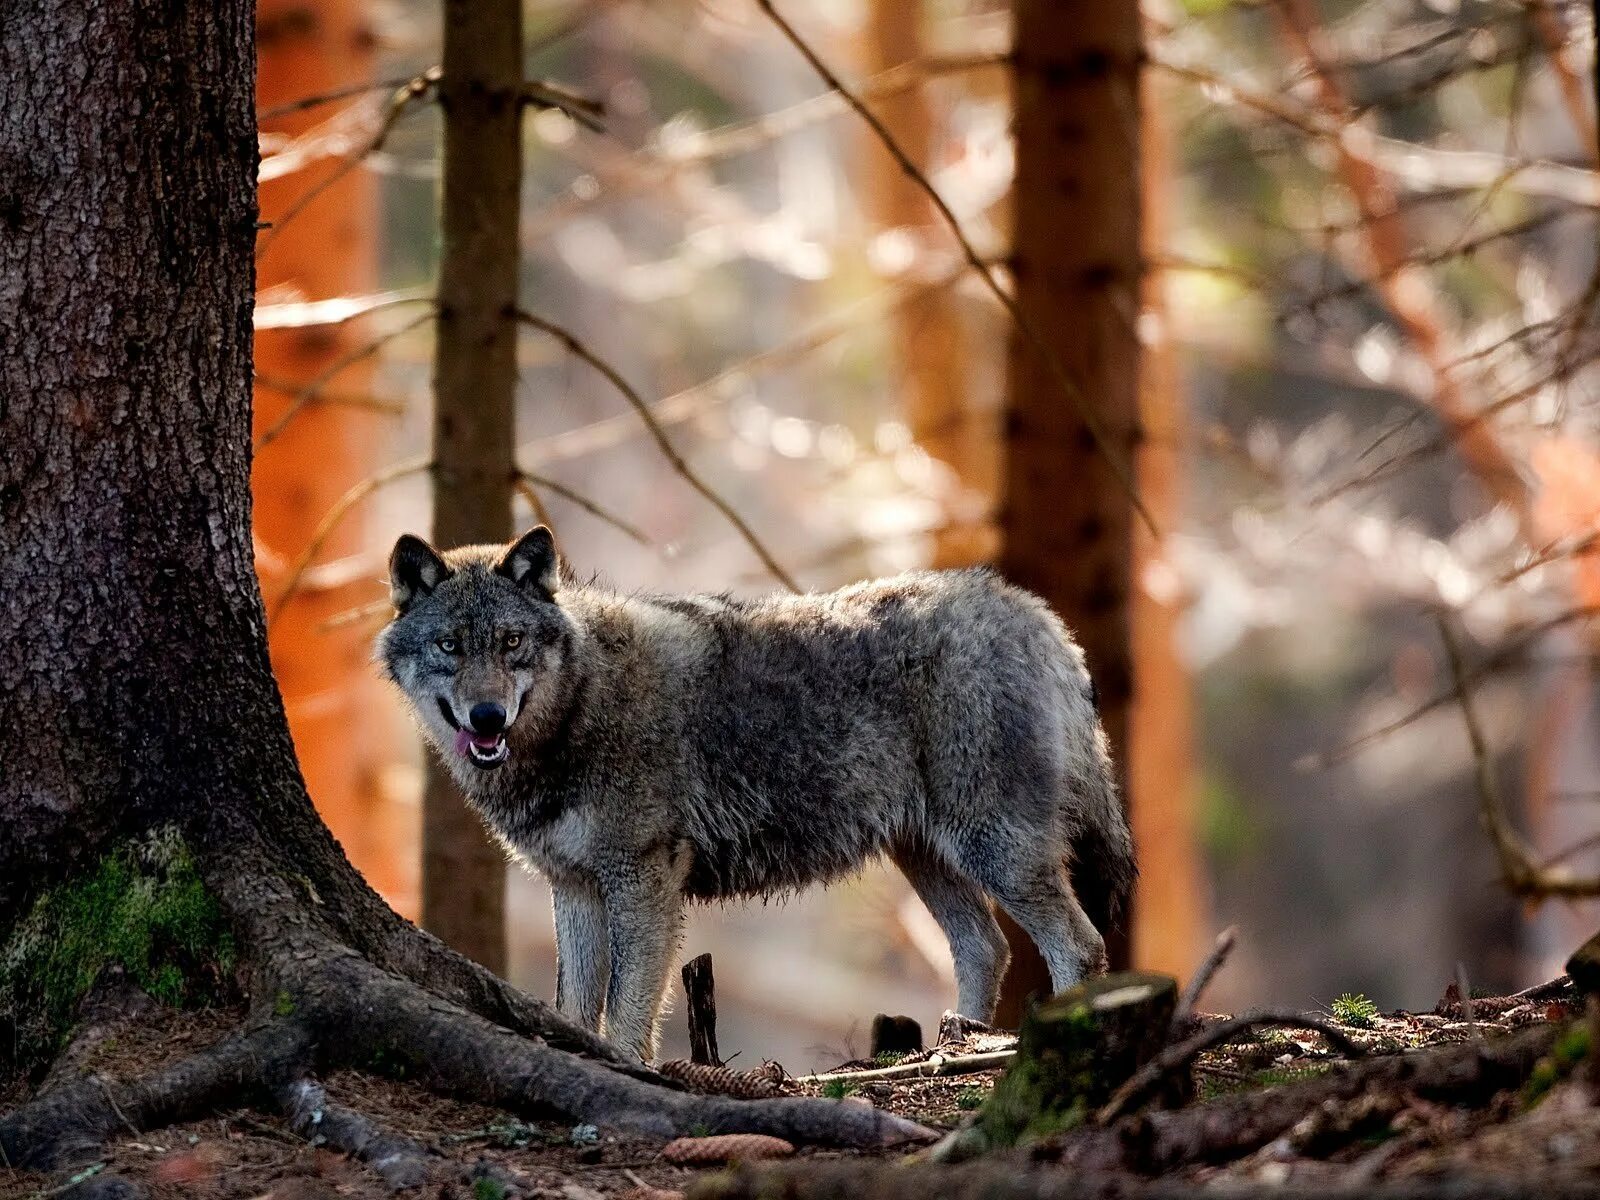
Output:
[[376, 526, 577, 774]]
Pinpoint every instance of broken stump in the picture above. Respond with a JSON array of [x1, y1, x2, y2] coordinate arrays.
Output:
[[953, 971, 1178, 1158], [682, 952, 721, 1066], [870, 1014, 923, 1058]]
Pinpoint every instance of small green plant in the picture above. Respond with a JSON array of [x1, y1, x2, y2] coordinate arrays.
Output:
[[471, 1177, 507, 1200], [956, 1086, 985, 1111], [873, 1050, 906, 1067], [1331, 993, 1379, 1029], [273, 990, 296, 1017], [821, 1078, 857, 1100]]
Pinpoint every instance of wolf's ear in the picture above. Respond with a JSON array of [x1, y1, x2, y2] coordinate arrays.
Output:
[[495, 526, 559, 600], [389, 534, 451, 612]]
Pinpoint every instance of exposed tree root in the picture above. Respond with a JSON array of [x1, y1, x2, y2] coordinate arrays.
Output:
[[279, 1079, 431, 1190], [1, 1021, 311, 1170], [2, 849, 934, 1180]]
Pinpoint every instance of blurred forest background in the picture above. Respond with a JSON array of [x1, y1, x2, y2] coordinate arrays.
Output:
[[252, 0, 1600, 1069]]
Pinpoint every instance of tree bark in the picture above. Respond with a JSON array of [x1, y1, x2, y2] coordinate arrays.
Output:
[[422, 0, 525, 973], [0, 0, 931, 1169], [995, 0, 1142, 1020]]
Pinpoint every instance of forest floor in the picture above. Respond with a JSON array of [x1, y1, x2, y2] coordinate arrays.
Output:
[[2, 983, 1595, 1200]]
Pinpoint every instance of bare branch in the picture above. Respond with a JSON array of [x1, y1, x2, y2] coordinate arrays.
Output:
[[258, 75, 428, 122], [257, 68, 440, 261], [253, 288, 433, 331], [267, 457, 431, 624], [756, 0, 1155, 534], [515, 469, 654, 548], [514, 310, 798, 591], [254, 310, 435, 451]]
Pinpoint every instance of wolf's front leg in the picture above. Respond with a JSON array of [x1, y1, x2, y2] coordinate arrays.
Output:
[[600, 855, 686, 1060], [552, 880, 609, 1032]]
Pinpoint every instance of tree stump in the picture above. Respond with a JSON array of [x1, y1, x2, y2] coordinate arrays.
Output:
[[870, 1015, 923, 1058], [682, 953, 721, 1067], [963, 972, 1178, 1156]]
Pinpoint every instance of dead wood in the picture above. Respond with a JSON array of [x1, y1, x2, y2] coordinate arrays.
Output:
[[1097, 1010, 1365, 1124], [1173, 926, 1237, 1030], [693, 1160, 1600, 1199], [682, 954, 721, 1067], [1047, 1022, 1561, 1175]]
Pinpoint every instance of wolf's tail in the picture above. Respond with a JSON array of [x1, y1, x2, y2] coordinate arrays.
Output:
[[1068, 746, 1137, 937]]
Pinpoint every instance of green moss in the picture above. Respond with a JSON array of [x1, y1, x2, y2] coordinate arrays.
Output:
[[0, 829, 235, 1071], [873, 1051, 906, 1067], [1523, 1024, 1590, 1108], [471, 1177, 508, 1200], [956, 1086, 985, 1111], [274, 990, 297, 1018]]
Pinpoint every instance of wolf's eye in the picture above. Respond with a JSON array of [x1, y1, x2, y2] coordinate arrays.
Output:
[[504, 633, 523, 651], [436, 637, 460, 655]]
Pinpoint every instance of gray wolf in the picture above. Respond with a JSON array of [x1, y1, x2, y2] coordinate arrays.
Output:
[[377, 526, 1134, 1059]]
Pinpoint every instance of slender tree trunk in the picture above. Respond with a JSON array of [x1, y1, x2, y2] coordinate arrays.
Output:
[[254, 0, 415, 916], [996, 0, 1141, 1021], [1131, 59, 1204, 979], [863, 0, 991, 569], [422, 0, 525, 973]]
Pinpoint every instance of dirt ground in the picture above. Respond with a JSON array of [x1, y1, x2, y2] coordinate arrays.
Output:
[[4, 988, 1596, 1200]]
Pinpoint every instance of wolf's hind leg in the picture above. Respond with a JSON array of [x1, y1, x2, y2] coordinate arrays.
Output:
[[552, 881, 609, 1032], [973, 858, 1107, 997], [600, 854, 687, 1061], [894, 846, 1009, 1023]]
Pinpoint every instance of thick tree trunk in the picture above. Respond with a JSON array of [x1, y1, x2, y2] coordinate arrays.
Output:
[[0, 0, 930, 1172], [996, 0, 1141, 1020], [421, 0, 524, 973]]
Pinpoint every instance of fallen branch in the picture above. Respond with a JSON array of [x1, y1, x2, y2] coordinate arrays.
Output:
[[1173, 925, 1237, 1029], [795, 1050, 1015, 1086], [1096, 1009, 1364, 1124]]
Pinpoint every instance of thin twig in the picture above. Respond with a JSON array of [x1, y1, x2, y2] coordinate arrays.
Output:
[[756, 0, 1154, 534], [1096, 1010, 1364, 1125], [522, 80, 606, 132], [259, 75, 427, 122], [258, 68, 440, 260], [795, 1049, 1015, 1085], [254, 310, 435, 451], [1175, 926, 1239, 1028], [517, 470, 654, 547], [512, 474, 554, 530], [514, 310, 797, 591], [268, 457, 432, 624]]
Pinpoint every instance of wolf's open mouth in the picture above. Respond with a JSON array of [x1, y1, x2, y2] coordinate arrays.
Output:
[[453, 727, 509, 769]]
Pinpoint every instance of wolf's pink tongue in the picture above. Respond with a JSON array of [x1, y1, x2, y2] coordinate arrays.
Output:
[[453, 729, 473, 756]]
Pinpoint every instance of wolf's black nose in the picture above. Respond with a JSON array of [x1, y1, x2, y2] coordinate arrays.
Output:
[[469, 702, 507, 735]]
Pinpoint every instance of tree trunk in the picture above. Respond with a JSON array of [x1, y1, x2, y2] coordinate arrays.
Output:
[[996, 0, 1141, 1021], [422, 0, 524, 973], [0, 0, 932, 1171], [1130, 49, 1204, 980], [254, 0, 416, 917], [863, 0, 993, 569]]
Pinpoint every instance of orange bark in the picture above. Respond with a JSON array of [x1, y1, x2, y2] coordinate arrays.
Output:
[[254, 1, 415, 915], [1131, 62, 1205, 979]]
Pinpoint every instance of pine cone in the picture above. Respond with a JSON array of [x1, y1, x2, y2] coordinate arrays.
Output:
[[656, 1059, 780, 1099], [659, 1133, 795, 1165]]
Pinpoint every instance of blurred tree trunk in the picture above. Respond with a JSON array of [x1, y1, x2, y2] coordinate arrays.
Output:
[[863, 0, 993, 568], [254, 0, 416, 917], [422, 0, 524, 973], [1131, 57, 1204, 980], [996, 0, 1141, 1022]]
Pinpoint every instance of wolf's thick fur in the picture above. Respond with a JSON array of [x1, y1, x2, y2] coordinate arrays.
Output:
[[378, 528, 1134, 1059]]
